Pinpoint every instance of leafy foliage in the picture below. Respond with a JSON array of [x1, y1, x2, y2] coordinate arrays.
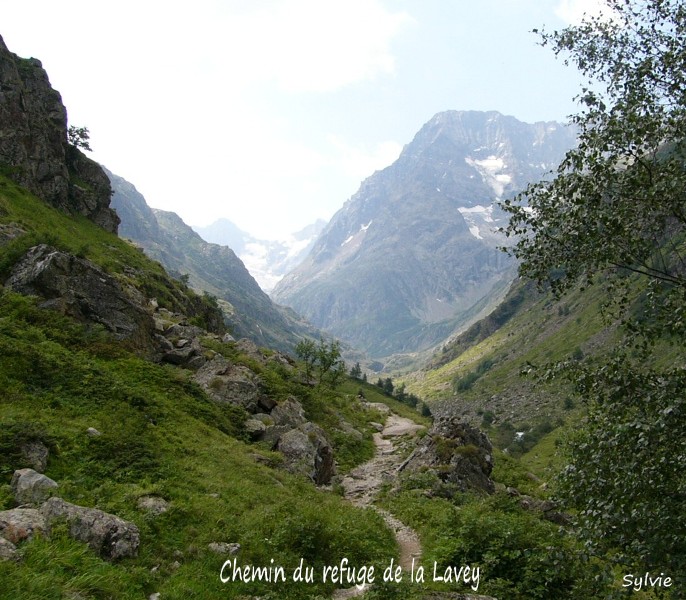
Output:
[[67, 125, 92, 152], [295, 337, 346, 387], [501, 0, 686, 581]]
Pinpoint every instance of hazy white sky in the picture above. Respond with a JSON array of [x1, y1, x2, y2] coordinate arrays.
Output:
[[2, 0, 603, 239]]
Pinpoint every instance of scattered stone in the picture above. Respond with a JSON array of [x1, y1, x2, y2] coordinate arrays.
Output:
[[41, 497, 140, 560], [208, 542, 241, 555], [136, 496, 169, 515], [11, 468, 59, 506], [86, 427, 102, 437], [0, 508, 46, 544]]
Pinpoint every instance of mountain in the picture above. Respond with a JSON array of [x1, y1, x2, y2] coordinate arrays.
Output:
[[271, 110, 577, 359], [107, 169, 321, 353], [193, 218, 327, 293]]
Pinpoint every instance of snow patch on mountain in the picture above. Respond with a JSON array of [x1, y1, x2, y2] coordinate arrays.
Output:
[[464, 155, 512, 198]]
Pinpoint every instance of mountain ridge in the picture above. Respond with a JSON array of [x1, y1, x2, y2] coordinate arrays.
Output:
[[107, 168, 322, 353], [272, 110, 577, 359]]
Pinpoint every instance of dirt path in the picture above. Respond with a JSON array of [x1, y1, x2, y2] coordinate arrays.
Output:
[[332, 406, 425, 598]]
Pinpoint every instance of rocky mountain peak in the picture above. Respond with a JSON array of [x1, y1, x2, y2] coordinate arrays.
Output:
[[0, 34, 118, 233], [272, 110, 577, 359]]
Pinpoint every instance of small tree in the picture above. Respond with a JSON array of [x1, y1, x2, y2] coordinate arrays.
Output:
[[350, 362, 362, 379], [296, 337, 345, 388], [67, 125, 92, 152], [295, 339, 317, 381]]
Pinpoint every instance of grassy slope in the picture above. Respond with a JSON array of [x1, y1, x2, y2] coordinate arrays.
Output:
[[405, 277, 621, 454], [0, 177, 414, 599]]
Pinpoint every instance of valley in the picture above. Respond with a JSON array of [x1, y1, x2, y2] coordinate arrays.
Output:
[[2, 10, 685, 598]]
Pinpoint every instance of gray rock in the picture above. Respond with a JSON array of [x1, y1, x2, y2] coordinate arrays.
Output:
[[194, 355, 264, 412], [6, 245, 156, 353], [270, 397, 307, 428], [41, 497, 140, 560], [0, 537, 18, 561], [11, 468, 59, 506], [208, 542, 241, 555], [245, 418, 267, 440], [0, 508, 46, 544], [277, 422, 335, 485], [400, 417, 495, 495], [86, 427, 102, 437], [136, 496, 169, 515]]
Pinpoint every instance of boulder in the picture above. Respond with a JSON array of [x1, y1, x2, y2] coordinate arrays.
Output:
[[11, 468, 59, 505], [194, 355, 265, 412], [6, 245, 156, 353], [0, 508, 46, 544], [400, 417, 495, 495], [245, 418, 267, 440], [41, 497, 140, 560], [277, 422, 335, 485], [270, 397, 307, 428]]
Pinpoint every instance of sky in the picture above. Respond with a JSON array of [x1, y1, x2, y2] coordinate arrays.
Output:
[[1, 0, 605, 240]]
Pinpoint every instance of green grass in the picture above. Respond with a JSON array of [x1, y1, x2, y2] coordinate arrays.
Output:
[[0, 175, 219, 325], [0, 290, 399, 598], [0, 179, 405, 598]]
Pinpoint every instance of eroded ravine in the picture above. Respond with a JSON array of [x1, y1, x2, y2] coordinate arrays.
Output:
[[332, 406, 425, 598]]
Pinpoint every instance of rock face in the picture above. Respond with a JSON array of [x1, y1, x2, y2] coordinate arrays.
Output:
[[6, 244, 156, 352], [41, 497, 140, 560], [400, 416, 495, 495], [272, 110, 577, 358], [0, 35, 118, 233]]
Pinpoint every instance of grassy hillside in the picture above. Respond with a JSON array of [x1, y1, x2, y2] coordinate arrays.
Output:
[[0, 177, 410, 599], [405, 277, 622, 454]]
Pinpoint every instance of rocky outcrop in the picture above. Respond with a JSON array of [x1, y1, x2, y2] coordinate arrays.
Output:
[[0, 35, 118, 233], [11, 468, 58, 506], [41, 497, 140, 560], [400, 417, 495, 495], [6, 244, 156, 353]]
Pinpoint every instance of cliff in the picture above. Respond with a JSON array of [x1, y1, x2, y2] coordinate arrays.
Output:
[[0, 34, 118, 233]]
